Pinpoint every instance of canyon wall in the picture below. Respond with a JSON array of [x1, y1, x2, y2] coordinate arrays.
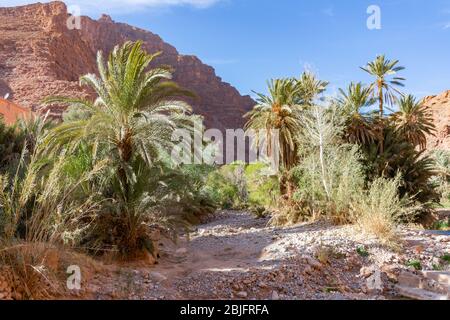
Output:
[[0, 1, 254, 130]]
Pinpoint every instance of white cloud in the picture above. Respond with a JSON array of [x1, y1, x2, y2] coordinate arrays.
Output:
[[1, 0, 222, 14]]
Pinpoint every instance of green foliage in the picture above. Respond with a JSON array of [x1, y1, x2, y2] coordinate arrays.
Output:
[[431, 150, 450, 204], [244, 162, 279, 207], [0, 117, 25, 173], [432, 220, 449, 231], [244, 72, 328, 199], [356, 246, 369, 258], [244, 78, 303, 172], [391, 95, 436, 150], [38, 41, 205, 258], [204, 163, 248, 209], [361, 123, 439, 220], [0, 136, 105, 245], [406, 259, 422, 270], [361, 55, 405, 116], [203, 162, 279, 211], [336, 82, 378, 145], [288, 106, 366, 224], [432, 263, 443, 271]]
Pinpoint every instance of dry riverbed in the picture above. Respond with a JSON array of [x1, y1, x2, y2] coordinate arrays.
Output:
[[76, 210, 449, 300]]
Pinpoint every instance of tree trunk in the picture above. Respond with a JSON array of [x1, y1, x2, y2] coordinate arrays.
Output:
[[378, 82, 384, 153], [378, 81, 384, 117], [279, 173, 288, 198], [117, 128, 133, 202], [279, 171, 296, 201]]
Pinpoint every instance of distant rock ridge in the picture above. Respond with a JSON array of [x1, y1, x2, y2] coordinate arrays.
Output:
[[0, 1, 255, 130], [424, 90, 450, 151]]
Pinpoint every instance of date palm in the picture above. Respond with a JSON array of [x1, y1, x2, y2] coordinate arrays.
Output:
[[41, 41, 195, 202], [244, 78, 304, 197], [337, 82, 378, 145], [391, 95, 436, 150], [295, 72, 329, 107], [245, 78, 303, 172], [361, 55, 405, 117]]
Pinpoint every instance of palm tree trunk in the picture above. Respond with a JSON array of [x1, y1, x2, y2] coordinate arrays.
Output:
[[279, 172, 288, 198], [117, 128, 133, 202], [378, 81, 385, 153], [378, 81, 384, 117]]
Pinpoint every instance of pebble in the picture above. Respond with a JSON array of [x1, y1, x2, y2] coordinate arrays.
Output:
[[236, 291, 248, 299], [271, 291, 280, 300], [359, 266, 374, 278], [176, 248, 188, 255], [149, 272, 167, 283]]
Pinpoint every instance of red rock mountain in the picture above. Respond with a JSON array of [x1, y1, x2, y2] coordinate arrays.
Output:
[[424, 90, 450, 151], [0, 1, 254, 130]]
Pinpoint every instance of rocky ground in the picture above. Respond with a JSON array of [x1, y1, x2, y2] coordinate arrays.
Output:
[[75, 210, 449, 300]]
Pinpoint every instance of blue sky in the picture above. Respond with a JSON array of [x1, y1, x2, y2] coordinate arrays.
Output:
[[5, 0, 450, 99]]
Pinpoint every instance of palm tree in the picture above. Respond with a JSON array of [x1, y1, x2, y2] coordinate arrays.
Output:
[[41, 41, 195, 202], [244, 78, 304, 197], [391, 95, 436, 150], [295, 72, 329, 107], [39, 41, 199, 257], [245, 78, 303, 171], [361, 55, 405, 117], [337, 82, 378, 145]]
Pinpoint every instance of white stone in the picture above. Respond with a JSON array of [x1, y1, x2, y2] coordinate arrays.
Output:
[[271, 291, 280, 300], [149, 272, 167, 282]]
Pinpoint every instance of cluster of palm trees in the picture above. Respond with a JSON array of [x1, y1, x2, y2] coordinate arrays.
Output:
[[245, 55, 437, 209], [244, 72, 328, 196], [0, 41, 211, 258], [341, 55, 434, 151], [0, 43, 439, 259]]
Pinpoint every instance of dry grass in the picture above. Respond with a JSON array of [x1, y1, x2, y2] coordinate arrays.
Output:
[[0, 241, 108, 300], [0, 148, 106, 245], [0, 242, 63, 299], [352, 176, 408, 246]]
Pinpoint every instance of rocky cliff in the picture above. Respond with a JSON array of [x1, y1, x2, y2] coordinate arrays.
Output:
[[424, 91, 450, 151], [0, 1, 254, 130]]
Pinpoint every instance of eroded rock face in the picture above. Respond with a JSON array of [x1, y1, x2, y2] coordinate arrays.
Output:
[[0, 1, 254, 130], [424, 91, 450, 151]]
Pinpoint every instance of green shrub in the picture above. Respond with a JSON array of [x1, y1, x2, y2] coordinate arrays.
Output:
[[204, 167, 242, 209], [0, 117, 26, 173], [293, 144, 366, 224], [203, 162, 279, 211], [441, 254, 450, 263], [270, 106, 367, 225], [406, 259, 422, 270], [431, 150, 450, 205], [356, 246, 369, 258], [244, 162, 279, 207], [361, 124, 440, 221]]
